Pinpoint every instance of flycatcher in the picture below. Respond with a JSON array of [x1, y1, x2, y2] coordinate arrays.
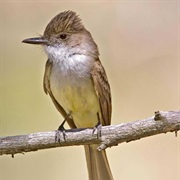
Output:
[[22, 11, 113, 180]]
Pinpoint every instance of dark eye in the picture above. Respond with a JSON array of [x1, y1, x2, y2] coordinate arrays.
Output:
[[59, 34, 67, 39]]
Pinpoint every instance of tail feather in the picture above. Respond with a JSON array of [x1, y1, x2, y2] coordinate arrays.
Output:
[[84, 145, 114, 180]]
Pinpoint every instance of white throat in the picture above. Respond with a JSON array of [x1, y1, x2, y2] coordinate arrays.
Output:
[[44, 45, 93, 73]]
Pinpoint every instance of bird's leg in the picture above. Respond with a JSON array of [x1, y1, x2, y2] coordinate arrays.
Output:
[[92, 112, 102, 139], [55, 113, 71, 143]]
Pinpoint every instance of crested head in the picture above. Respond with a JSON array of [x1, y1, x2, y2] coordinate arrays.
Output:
[[44, 11, 84, 37], [22, 10, 99, 60]]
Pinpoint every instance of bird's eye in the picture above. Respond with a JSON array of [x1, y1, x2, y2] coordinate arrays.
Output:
[[59, 34, 67, 39]]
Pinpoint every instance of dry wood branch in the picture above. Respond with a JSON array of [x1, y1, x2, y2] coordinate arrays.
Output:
[[0, 111, 179, 156]]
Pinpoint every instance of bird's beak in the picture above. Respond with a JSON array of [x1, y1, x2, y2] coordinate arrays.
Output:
[[22, 37, 48, 45]]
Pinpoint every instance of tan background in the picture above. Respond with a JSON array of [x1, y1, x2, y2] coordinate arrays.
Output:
[[0, 1, 179, 180]]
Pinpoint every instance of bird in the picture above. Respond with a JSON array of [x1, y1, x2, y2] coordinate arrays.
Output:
[[22, 10, 113, 180]]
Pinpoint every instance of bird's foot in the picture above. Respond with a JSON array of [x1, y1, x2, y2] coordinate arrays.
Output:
[[55, 113, 72, 143], [55, 119, 67, 144], [92, 120, 102, 139]]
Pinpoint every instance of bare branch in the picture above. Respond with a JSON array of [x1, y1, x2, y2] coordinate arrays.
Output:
[[0, 111, 179, 156]]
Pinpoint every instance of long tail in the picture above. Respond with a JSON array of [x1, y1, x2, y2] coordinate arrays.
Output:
[[84, 145, 114, 180]]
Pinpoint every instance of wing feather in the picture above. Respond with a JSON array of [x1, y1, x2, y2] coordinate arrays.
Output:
[[91, 59, 112, 126]]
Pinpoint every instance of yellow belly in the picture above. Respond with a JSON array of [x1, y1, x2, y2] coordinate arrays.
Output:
[[50, 78, 100, 128]]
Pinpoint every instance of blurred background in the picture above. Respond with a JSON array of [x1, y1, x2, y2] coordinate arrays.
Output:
[[0, 1, 179, 180]]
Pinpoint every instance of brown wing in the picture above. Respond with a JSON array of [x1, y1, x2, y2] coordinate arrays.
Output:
[[91, 59, 112, 126], [43, 59, 76, 129]]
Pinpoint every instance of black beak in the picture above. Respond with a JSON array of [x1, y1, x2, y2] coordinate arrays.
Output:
[[22, 37, 48, 45]]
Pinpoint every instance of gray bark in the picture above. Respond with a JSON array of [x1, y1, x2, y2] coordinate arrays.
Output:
[[0, 111, 179, 156]]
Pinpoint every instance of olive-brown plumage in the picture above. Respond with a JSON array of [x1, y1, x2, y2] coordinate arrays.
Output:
[[23, 10, 113, 180]]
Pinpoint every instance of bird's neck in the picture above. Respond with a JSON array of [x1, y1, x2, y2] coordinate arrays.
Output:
[[44, 45, 95, 77]]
